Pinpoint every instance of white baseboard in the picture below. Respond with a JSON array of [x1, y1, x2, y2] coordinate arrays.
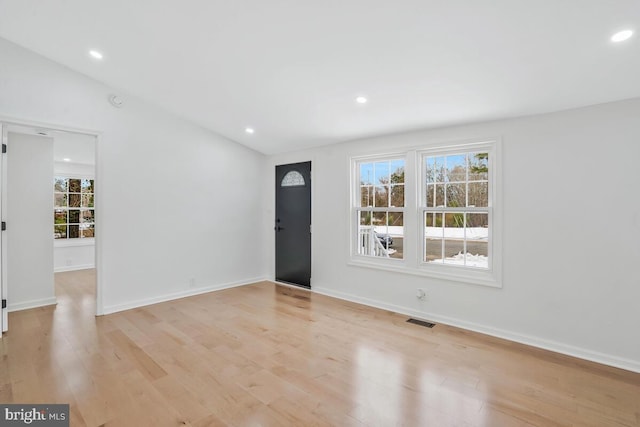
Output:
[[102, 276, 268, 315], [8, 296, 57, 312], [54, 264, 95, 273], [312, 286, 640, 374]]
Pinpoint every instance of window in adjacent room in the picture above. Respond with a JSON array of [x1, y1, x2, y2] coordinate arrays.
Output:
[[54, 177, 94, 239]]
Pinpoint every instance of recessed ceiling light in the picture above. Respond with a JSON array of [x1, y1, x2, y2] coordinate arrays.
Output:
[[611, 30, 633, 43], [356, 96, 368, 104], [89, 50, 104, 60], [245, 127, 255, 134], [63, 158, 71, 162]]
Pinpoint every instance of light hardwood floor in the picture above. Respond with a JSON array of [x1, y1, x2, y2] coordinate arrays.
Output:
[[1, 270, 638, 426]]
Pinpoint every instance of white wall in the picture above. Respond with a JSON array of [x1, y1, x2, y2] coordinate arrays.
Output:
[[6, 132, 55, 311], [266, 98, 640, 372], [54, 240, 95, 272], [0, 37, 267, 313]]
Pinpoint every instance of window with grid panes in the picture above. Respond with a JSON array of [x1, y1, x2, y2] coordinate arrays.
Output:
[[422, 150, 490, 269], [354, 158, 405, 260], [350, 140, 500, 287], [54, 177, 94, 239]]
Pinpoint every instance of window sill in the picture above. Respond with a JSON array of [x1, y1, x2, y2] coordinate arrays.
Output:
[[348, 257, 501, 288], [54, 238, 95, 248]]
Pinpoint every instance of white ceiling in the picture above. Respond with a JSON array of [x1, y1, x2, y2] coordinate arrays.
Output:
[[0, 1, 638, 155]]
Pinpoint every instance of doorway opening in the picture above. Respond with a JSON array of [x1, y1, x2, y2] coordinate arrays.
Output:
[[0, 122, 98, 335]]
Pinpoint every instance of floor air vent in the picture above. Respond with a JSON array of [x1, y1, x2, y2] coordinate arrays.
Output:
[[407, 318, 436, 328]]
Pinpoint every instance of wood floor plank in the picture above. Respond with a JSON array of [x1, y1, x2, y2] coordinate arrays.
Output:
[[0, 269, 638, 426], [106, 329, 167, 381]]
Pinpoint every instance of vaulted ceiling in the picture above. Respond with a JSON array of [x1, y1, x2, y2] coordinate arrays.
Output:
[[1, 1, 638, 154]]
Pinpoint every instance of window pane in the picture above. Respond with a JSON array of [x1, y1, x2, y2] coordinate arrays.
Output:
[[390, 184, 404, 207], [433, 156, 445, 182], [446, 183, 465, 207], [465, 241, 488, 268], [357, 210, 402, 259], [54, 177, 68, 192], [388, 212, 403, 227], [426, 183, 444, 207], [54, 194, 67, 208], [81, 179, 94, 193], [446, 154, 466, 182], [425, 156, 446, 183], [54, 225, 67, 239], [359, 210, 372, 226], [425, 157, 435, 183], [358, 210, 371, 256], [54, 210, 67, 224], [360, 185, 373, 207], [390, 160, 404, 184], [466, 213, 489, 268], [360, 163, 374, 185], [374, 186, 389, 207], [467, 212, 489, 228], [374, 161, 390, 185], [81, 193, 95, 208], [426, 183, 434, 207], [68, 225, 80, 238], [387, 212, 403, 259], [80, 210, 94, 223], [373, 211, 388, 231], [468, 182, 488, 207], [68, 210, 80, 224], [469, 152, 489, 181], [443, 212, 465, 266], [358, 210, 388, 258], [425, 212, 443, 262], [81, 223, 95, 238], [69, 193, 81, 208], [69, 179, 81, 192], [425, 212, 443, 230]]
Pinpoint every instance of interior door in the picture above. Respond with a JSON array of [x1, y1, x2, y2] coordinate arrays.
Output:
[[275, 161, 311, 288], [4, 132, 55, 322], [0, 124, 6, 333]]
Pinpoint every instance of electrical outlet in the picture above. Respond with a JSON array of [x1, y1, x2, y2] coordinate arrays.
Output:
[[189, 278, 196, 288], [416, 288, 427, 301]]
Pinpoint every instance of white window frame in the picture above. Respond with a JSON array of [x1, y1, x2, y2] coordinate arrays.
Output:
[[54, 175, 95, 241], [350, 152, 408, 266], [418, 140, 500, 287], [349, 139, 502, 288]]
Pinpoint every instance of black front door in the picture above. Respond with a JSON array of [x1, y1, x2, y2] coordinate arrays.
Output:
[[275, 162, 311, 288]]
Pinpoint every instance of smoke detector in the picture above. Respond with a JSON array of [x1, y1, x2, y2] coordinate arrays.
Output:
[[108, 94, 124, 108]]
